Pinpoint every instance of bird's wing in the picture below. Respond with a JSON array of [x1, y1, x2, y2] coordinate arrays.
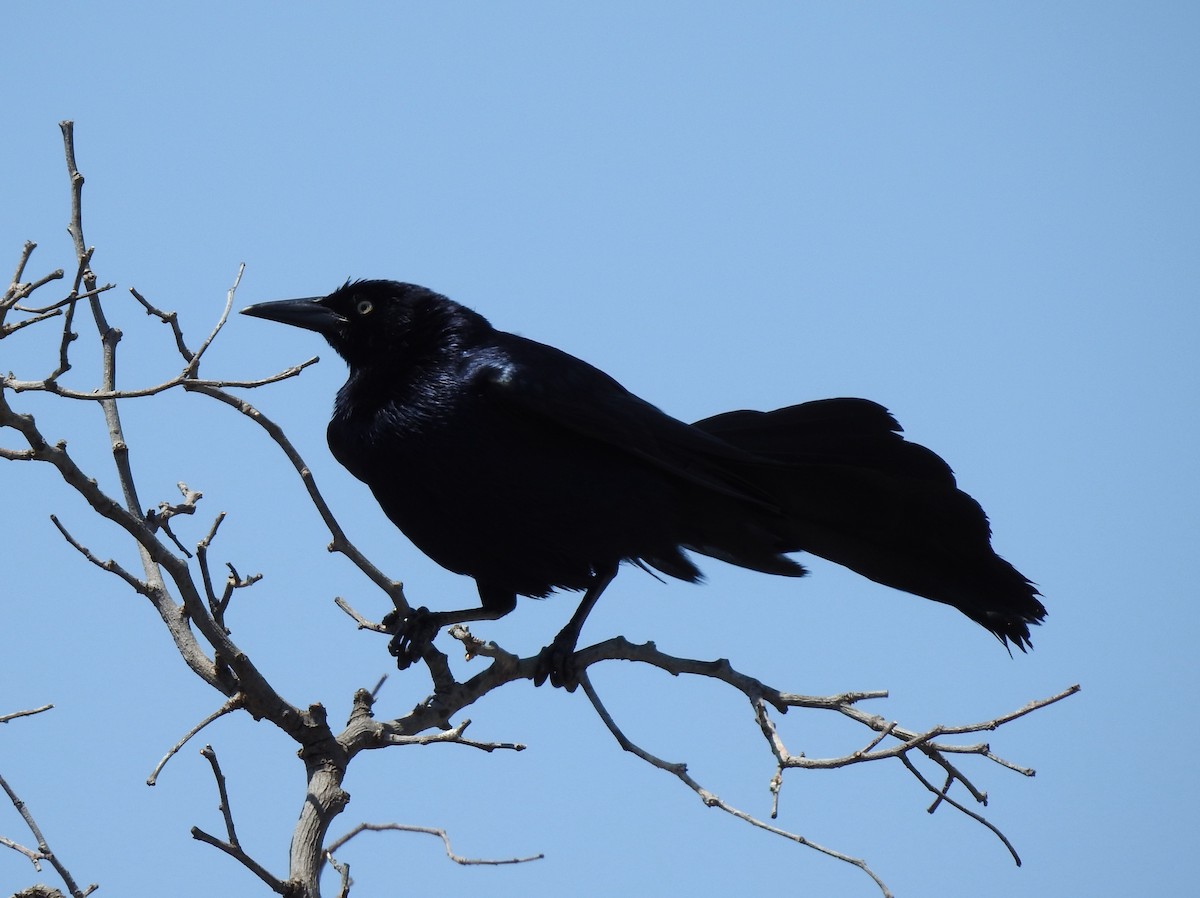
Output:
[[469, 334, 778, 509], [694, 399, 959, 484]]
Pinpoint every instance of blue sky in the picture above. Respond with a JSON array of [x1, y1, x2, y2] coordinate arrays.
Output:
[[2, 4, 1197, 896]]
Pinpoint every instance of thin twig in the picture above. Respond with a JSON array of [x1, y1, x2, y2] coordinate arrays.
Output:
[[15, 282, 116, 315], [0, 832, 44, 867], [334, 597, 392, 632], [0, 769, 97, 897], [381, 718, 525, 753], [5, 357, 320, 398], [0, 705, 54, 725], [190, 744, 287, 893], [191, 826, 287, 895], [196, 513, 226, 621], [49, 284, 78, 382], [326, 822, 544, 866], [146, 698, 244, 786], [2, 245, 64, 317], [183, 264, 244, 378], [6, 241, 41, 298], [50, 514, 156, 599], [184, 382, 410, 611], [130, 286, 193, 361], [901, 754, 1023, 865], [1, 308, 62, 338], [576, 669, 893, 898], [200, 745, 240, 847]]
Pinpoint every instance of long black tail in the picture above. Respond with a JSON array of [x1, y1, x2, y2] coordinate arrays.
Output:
[[693, 398, 1047, 651]]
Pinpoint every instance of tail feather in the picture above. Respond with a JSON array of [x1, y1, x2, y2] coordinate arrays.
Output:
[[693, 398, 1047, 650]]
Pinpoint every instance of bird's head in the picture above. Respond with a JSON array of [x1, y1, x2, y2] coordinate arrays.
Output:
[[242, 279, 484, 369]]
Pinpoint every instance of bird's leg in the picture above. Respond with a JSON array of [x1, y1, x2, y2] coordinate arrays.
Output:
[[387, 591, 516, 670], [534, 562, 619, 691]]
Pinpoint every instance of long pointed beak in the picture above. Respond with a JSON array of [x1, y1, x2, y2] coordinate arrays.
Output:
[[240, 297, 345, 335]]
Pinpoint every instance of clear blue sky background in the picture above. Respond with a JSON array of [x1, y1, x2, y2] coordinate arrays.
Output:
[[3, 4, 1197, 897]]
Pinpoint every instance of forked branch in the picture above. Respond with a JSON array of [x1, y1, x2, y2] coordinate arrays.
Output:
[[0, 708, 98, 897]]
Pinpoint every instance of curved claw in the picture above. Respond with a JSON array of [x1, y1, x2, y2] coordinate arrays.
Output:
[[531, 565, 616, 690], [387, 606, 440, 670], [533, 634, 581, 691]]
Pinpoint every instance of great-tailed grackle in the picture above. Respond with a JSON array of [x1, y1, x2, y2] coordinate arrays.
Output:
[[243, 280, 1046, 687]]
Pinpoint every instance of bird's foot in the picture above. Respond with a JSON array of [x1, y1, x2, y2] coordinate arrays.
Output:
[[386, 606, 441, 670], [533, 631, 582, 691]]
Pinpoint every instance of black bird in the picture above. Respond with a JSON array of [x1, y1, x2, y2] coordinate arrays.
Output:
[[242, 280, 1046, 687]]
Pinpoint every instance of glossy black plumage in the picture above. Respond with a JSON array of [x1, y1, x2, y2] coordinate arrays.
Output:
[[242, 280, 1046, 685]]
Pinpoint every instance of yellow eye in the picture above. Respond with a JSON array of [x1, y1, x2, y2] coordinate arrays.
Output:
[[356, 300, 373, 316]]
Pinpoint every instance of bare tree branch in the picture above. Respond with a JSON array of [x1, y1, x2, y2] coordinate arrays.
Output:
[[326, 822, 544, 866], [1, 308, 62, 338], [3, 355, 320, 397], [147, 697, 245, 786], [380, 718, 526, 752], [184, 264, 243, 378], [899, 753, 1023, 865], [0, 713, 98, 897], [50, 513, 156, 598], [129, 285, 194, 361], [1, 833, 45, 868], [190, 745, 286, 894], [2, 243, 63, 310], [5, 241, 43, 297], [183, 381, 409, 613], [0, 242, 66, 339], [577, 669, 894, 896], [0, 706, 54, 725], [334, 596, 392, 633], [14, 282, 115, 315]]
